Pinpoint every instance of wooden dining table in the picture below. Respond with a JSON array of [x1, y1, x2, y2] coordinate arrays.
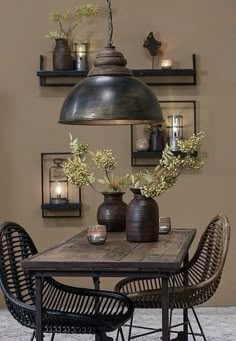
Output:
[[21, 228, 196, 341]]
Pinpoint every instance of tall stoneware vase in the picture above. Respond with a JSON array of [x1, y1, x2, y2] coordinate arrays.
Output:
[[97, 192, 127, 232], [126, 188, 159, 242], [53, 38, 74, 70]]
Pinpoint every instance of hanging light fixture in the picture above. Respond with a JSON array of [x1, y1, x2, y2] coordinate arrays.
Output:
[[59, 0, 163, 125]]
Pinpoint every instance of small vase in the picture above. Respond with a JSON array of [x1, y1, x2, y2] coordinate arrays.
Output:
[[149, 127, 164, 152], [97, 192, 127, 232], [126, 188, 159, 242], [53, 38, 74, 70]]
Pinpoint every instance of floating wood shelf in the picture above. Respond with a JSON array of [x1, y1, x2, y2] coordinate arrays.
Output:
[[37, 54, 197, 87]]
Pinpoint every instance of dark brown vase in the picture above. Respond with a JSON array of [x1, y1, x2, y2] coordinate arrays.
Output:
[[126, 188, 159, 242], [53, 38, 74, 70], [97, 192, 127, 232]]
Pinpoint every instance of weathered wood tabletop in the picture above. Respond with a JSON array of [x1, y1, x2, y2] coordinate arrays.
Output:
[[22, 229, 196, 274]]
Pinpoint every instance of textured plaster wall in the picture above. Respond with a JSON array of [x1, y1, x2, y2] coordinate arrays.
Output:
[[0, 0, 235, 306]]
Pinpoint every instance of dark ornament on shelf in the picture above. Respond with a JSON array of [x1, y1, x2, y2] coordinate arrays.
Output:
[[143, 32, 162, 69], [143, 32, 161, 57]]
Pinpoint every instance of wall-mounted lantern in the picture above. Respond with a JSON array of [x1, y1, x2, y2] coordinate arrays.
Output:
[[73, 42, 88, 71], [168, 114, 183, 151], [41, 153, 82, 218]]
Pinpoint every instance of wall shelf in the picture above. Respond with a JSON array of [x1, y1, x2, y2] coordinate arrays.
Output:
[[131, 100, 197, 167], [132, 150, 197, 159], [37, 54, 196, 87], [41, 203, 81, 211]]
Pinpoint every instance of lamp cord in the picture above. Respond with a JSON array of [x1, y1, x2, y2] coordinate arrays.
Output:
[[107, 0, 113, 47]]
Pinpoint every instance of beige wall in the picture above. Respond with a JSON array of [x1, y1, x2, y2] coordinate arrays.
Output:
[[0, 0, 236, 307]]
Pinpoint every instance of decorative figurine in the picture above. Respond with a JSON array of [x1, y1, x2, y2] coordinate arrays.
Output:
[[143, 32, 162, 69]]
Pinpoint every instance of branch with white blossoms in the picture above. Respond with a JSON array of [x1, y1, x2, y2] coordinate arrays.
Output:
[[63, 135, 128, 193], [63, 132, 206, 198], [45, 4, 98, 40], [126, 132, 206, 198]]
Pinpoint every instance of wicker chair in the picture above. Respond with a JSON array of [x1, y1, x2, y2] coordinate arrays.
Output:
[[115, 214, 231, 340], [0, 221, 134, 341]]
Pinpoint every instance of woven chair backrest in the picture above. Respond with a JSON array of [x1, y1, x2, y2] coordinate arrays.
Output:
[[0, 222, 38, 304], [189, 214, 230, 285]]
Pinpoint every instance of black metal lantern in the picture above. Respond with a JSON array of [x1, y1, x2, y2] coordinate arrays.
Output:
[[168, 115, 184, 151], [59, 0, 163, 125], [49, 158, 68, 204], [41, 153, 82, 218]]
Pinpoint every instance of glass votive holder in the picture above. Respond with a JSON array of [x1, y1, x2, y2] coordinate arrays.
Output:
[[87, 225, 107, 245], [159, 217, 171, 234], [161, 59, 173, 69]]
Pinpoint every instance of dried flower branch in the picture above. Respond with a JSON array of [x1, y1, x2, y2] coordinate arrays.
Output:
[[63, 135, 126, 193], [63, 132, 206, 198], [45, 3, 98, 40]]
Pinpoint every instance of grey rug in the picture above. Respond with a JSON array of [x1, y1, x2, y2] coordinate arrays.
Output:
[[0, 307, 235, 340]]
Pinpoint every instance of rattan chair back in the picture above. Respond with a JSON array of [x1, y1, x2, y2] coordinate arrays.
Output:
[[181, 213, 230, 300], [0, 221, 37, 305], [115, 214, 231, 308]]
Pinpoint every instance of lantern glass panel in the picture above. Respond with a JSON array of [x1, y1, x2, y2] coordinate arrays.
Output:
[[49, 159, 68, 204], [168, 115, 183, 152], [74, 42, 88, 71]]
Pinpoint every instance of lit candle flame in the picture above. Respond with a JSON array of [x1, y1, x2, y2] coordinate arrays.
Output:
[[56, 183, 62, 198]]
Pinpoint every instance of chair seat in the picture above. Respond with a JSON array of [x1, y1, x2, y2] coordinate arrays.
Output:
[[115, 277, 220, 309]]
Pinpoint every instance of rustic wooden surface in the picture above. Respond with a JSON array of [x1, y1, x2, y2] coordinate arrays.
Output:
[[22, 229, 196, 273]]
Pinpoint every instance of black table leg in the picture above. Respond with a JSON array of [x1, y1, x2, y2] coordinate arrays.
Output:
[[93, 276, 100, 290], [35, 275, 43, 341], [93, 277, 102, 341], [162, 277, 170, 341]]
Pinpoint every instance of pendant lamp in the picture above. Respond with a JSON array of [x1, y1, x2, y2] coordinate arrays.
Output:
[[59, 0, 163, 125]]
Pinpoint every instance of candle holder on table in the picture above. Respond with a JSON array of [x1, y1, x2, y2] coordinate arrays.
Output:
[[87, 225, 107, 245], [159, 217, 171, 234]]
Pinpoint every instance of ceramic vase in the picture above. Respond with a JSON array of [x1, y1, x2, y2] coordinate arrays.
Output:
[[53, 38, 74, 70], [97, 192, 127, 232], [126, 188, 159, 242]]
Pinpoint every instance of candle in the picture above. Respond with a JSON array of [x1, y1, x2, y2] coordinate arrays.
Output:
[[55, 182, 62, 198], [161, 59, 173, 69]]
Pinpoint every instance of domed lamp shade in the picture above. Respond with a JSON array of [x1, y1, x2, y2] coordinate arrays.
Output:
[[59, 0, 163, 125]]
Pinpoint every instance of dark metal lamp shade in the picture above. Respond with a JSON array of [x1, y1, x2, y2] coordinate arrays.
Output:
[[59, 74, 163, 125], [59, 0, 163, 125]]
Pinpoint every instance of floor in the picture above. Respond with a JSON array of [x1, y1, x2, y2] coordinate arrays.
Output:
[[0, 307, 235, 340]]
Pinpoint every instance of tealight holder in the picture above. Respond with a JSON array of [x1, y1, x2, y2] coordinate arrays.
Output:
[[159, 217, 171, 234], [87, 225, 107, 245], [161, 59, 173, 69]]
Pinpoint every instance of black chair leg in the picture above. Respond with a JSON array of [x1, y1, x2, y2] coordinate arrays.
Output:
[[128, 314, 134, 341], [116, 329, 120, 341], [97, 333, 113, 341], [119, 328, 125, 341], [30, 331, 35, 341], [191, 307, 207, 341], [188, 319, 197, 341]]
